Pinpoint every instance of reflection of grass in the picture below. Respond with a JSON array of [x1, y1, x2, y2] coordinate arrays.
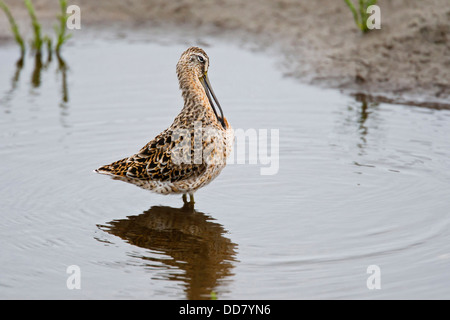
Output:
[[0, 1, 26, 56], [31, 52, 43, 88], [44, 35, 53, 63], [56, 54, 69, 103], [344, 0, 377, 33]]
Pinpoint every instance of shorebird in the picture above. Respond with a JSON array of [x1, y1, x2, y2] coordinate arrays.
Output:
[[95, 47, 233, 206]]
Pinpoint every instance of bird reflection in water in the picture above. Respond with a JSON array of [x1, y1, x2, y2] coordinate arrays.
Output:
[[98, 204, 237, 300]]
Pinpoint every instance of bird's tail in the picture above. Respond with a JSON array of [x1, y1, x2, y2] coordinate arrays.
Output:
[[94, 157, 129, 177]]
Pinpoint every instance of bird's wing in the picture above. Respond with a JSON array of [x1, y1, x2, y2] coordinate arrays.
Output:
[[96, 129, 207, 183]]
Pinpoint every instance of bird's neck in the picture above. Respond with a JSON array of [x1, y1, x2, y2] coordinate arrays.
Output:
[[178, 72, 212, 115]]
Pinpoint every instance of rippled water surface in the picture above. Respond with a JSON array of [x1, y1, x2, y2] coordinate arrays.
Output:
[[1, 31, 450, 299]]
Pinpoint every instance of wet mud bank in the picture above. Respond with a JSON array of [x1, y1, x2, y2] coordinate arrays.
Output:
[[1, 0, 449, 107]]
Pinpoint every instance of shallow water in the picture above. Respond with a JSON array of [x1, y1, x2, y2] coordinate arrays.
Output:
[[1, 30, 450, 299]]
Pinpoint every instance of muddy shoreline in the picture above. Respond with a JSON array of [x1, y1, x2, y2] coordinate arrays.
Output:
[[1, 0, 449, 107]]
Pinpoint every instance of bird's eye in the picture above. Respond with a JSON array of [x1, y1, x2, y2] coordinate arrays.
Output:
[[197, 55, 205, 63]]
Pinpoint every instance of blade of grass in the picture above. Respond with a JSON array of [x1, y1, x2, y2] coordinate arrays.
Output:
[[0, 1, 25, 56], [344, 0, 378, 33], [55, 0, 71, 54], [359, 0, 365, 30], [344, 0, 363, 31], [24, 0, 43, 53]]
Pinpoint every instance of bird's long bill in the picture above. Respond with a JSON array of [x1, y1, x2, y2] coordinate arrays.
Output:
[[201, 73, 226, 128]]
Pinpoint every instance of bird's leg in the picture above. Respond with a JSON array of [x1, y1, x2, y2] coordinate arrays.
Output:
[[182, 193, 195, 211]]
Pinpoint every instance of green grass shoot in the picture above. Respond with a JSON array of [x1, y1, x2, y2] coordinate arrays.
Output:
[[0, 1, 26, 56], [2, 0, 71, 57], [54, 0, 72, 54], [24, 0, 43, 53], [344, 0, 378, 33]]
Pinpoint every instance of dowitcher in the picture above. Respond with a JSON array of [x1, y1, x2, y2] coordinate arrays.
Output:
[[95, 47, 233, 205]]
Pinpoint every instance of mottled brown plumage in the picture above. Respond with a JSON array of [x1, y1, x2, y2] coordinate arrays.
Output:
[[95, 47, 233, 202]]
